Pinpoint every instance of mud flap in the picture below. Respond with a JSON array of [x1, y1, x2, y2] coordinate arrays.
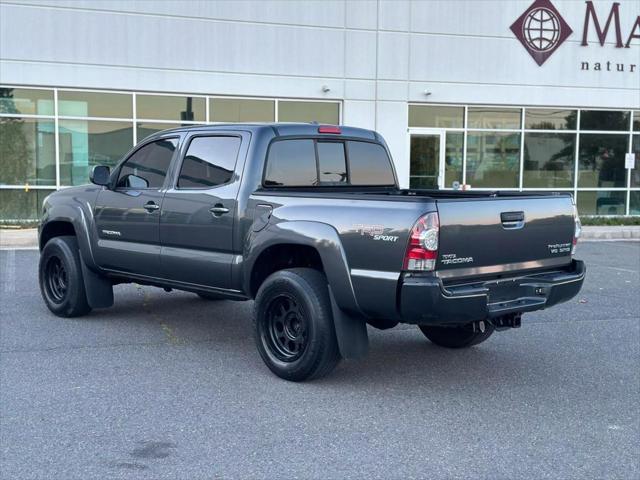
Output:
[[328, 287, 369, 360], [79, 255, 114, 308]]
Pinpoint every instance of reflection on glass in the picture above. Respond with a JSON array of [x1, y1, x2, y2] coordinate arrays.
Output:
[[577, 191, 626, 216], [408, 106, 464, 128], [632, 135, 640, 188], [525, 109, 577, 130], [210, 98, 275, 122], [178, 136, 240, 188], [410, 135, 439, 189], [0, 118, 56, 186], [578, 134, 627, 188], [465, 132, 520, 188], [347, 141, 395, 186], [137, 95, 205, 122], [278, 101, 339, 124], [58, 90, 132, 118], [523, 132, 575, 188], [317, 142, 347, 184], [445, 132, 463, 187], [0, 88, 54, 116], [264, 139, 316, 186], [0, 189, 54, 222], [58, 120, 133, 185], [468, 107, 521, 129], [580, 110, 630, 131], [630, 191, 640, 215], [136, 122, 182, 142], [634, 111, 640, 131]]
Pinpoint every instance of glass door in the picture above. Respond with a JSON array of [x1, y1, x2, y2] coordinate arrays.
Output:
[[409, 131, 445, 189]]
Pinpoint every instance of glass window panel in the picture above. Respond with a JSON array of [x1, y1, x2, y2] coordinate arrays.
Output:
[[634, 111, 640, 132], [117, 138, 177, 189], [578, 134, 627, 188], [178, 136, 240, 188], [278, 101, 339, 124], [525, 109, 577, 130], [408, 105, 463, 128], [632, 135, 640, 188], [445, 132, 463, 187], [317, 142, 347, 184], [0, 118, 56, 186], [410, 135, 439, 189], [137, 122, 182, 142], [347, 141, 395, 186], [630, 191, 640, 215], [59, 120, 133, 186], [58, 90, 132, 118], [0, 87, 54, 116], [210, 98, 275, 122], [136, 94, 205, 122], [577, 191, 627, 216], [465, 132, 520, 188], [523, 132, 575, 188], [264, 139, 317, 186], [467, 107, 521, 129], [579, 110, 630, 131], [0, 189, 54, 223]]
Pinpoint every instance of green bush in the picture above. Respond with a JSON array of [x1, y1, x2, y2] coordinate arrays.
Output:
[[580, 216, 640, 226]]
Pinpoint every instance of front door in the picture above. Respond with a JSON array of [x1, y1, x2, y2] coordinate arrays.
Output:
[[159, 132, 246, 289], [94, 136, 179, 277], [409, 131, 445, 189]]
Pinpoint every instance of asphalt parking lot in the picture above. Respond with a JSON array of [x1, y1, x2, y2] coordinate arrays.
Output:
[[1, 242, 638, 480]]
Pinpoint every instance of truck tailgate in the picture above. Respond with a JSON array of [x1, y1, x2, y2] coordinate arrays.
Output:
[[435, 195, 575, 279]]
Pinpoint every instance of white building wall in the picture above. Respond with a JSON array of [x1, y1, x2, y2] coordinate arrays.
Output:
[[1, 0, 639, 188]]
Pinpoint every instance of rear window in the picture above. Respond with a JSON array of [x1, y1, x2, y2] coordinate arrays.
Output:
[[347, 141, 395, 186], [264, 139, 395, 187]]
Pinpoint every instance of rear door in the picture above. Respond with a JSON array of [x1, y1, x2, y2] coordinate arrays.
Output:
[[435, 195, 575, 279], [94, 136, 179, 276], [159, 132, 247, 288]]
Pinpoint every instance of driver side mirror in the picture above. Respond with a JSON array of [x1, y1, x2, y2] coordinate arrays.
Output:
[[90, 165, 111, 186]]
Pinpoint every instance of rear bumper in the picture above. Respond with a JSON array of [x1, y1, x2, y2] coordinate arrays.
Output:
[[399, 259, 586, 325]]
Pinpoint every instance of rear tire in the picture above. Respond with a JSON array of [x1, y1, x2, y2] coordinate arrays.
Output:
[[419, 323, 494, 349], [39, 236, 92, 318], [253, 268, 341, 381]]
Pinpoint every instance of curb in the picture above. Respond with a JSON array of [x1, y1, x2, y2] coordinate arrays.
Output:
[[2, 226, 639, 249]]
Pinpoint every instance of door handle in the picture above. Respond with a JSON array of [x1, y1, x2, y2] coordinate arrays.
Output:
[[144, 202, 160, 212], [209, 205, 230, 217], [500, 211, 525, 229]]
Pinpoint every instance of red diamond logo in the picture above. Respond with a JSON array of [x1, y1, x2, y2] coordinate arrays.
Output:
[[510, 0, 573, 66]]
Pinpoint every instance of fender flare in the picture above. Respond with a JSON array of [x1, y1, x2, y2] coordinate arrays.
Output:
[[41, 202, 113, 308], [244, 220, 368, 359]]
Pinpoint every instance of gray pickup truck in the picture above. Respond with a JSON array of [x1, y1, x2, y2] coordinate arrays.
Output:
[[38, 123, 585, 381]]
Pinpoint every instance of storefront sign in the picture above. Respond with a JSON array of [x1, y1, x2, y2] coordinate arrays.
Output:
[[511, 0, 639, 71]]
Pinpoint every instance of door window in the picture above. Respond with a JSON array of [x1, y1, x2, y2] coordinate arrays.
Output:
[[116, 138, 177, 189], [177, 136, 241, 188], [409, 134, 440, 188]]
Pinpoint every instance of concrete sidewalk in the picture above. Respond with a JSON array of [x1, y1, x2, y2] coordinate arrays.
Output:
[[1, 226, 639, 249]]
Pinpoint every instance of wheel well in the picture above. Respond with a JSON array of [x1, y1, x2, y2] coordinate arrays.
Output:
[[250, 244, 324, 297], [40, 221, 76, 250]]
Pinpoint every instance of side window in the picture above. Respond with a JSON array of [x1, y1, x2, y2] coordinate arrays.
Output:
[[347, 141, 395, 186], [317, 142, 347, 184], [116, 138, 177, 189], [264, 139, 316, 186], [178, 136, 241, 188]]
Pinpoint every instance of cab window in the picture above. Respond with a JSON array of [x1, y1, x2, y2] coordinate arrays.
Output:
[[177, 136, 241, 188], [116, 138, 177, 189]]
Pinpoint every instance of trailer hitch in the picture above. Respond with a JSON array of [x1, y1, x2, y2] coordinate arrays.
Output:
[[489, 312, 522, 331]]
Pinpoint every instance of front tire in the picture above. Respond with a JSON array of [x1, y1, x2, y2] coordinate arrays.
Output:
[[253, 268, 341, 381], [39, 236, 92, 318], [419, 323, 494, 348]]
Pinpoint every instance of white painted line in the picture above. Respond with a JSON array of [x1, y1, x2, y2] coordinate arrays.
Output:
[[1, 249, 16, 293]]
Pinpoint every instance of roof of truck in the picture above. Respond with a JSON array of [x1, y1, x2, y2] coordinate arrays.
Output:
[[145, 122, 379, 141]]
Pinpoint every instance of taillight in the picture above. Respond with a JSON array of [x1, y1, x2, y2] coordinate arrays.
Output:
[[403, 212, 439, 271], [572, 204, 581, 255]]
